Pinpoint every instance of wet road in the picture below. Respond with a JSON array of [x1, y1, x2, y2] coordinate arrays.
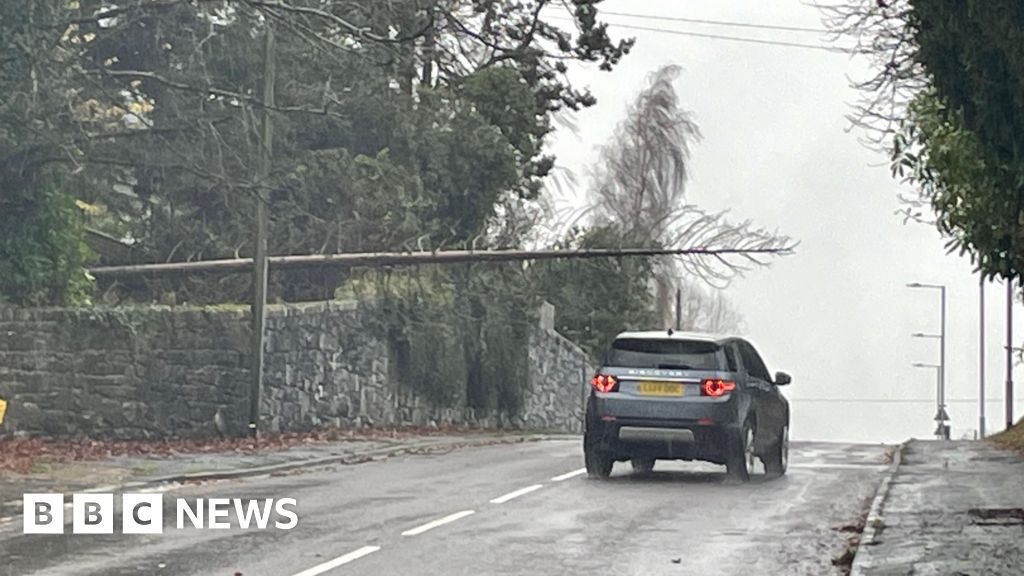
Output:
[[0, 440, 890, 576]]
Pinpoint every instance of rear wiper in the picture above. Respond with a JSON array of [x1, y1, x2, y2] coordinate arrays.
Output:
[[657, 363, 694, 370]]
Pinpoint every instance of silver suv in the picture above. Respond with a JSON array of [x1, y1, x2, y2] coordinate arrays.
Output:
[[584, 330, 791, 481]]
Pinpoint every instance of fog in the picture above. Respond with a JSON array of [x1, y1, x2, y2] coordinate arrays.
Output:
[[547, 0, 1024, 443]]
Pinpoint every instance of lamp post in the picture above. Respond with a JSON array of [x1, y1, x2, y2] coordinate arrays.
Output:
[[908, 282, 948, 433], [980, 276, 986, 438], [1007, 279, 1015, 431], [911, 332, 943, 410], [912, 362, 949, 438]]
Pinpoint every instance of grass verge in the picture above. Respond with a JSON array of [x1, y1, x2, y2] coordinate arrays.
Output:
[[990, 417, 1024, 452]]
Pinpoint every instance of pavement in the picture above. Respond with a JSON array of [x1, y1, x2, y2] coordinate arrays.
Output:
[[853, 439, 1024, 576], [0, 439, 891, 576], [0, 432, 551, 522]]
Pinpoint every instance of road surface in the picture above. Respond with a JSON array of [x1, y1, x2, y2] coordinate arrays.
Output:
[[0, 439, 890, 576]]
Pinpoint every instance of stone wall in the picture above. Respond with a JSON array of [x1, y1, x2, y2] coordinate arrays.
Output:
[[260, 301, 388, 433], [0, 301, 591, 439], [518, 328, 591, 433], [0, 306, 251, 438]]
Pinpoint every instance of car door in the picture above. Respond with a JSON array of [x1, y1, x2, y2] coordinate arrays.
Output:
[[724, 341, 756, 422], [740, 341, 786, 446], [737, 341, 779, 437]]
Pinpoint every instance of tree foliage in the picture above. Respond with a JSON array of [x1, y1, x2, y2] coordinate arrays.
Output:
[[893, 91, 1018, 278], [0, 175, 94, 306], [1, 1, 792, 417], [824, 1, 1024, 282], [525, 66, 793, 355], [581, 65, 789, 332], [898, 2, 1024, 281], [531, 224, 658, 357], [0, 1, 95, 305], [374, 263, 536, 417], [0, 0, 633, 305]]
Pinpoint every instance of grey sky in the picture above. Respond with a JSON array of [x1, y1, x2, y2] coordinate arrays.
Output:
[[547, 0, 1024, 443]]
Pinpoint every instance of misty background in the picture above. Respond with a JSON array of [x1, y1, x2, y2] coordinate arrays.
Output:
[[546, 0, 1024, 443]]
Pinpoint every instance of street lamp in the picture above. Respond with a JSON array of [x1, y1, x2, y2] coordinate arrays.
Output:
[[908, 282, 948, 431], [912, 362, 950, 438]]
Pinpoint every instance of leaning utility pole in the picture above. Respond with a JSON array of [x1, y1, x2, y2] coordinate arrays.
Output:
[[89, 247, 792, 279], [250, 25, 275, 439]]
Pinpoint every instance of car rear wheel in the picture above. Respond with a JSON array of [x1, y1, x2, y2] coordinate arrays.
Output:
[[630, 457, 655, 474], [765, 425, 789, 478], [726, 421, 755, 482], [584, 430, 614, 479]]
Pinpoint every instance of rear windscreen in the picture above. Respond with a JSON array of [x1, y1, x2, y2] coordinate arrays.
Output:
[[605, 338, 724, 370]]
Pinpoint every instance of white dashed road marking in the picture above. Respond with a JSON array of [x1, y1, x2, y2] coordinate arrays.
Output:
[[489, 484, 543, 504], [290, 545, 381, 576], [550, 468, 586, 482], [401, 510, 476, 536]]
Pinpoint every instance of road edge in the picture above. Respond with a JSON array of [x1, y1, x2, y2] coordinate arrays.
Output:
[[849, 440, 906, 576], [0, 433, 560, 525]]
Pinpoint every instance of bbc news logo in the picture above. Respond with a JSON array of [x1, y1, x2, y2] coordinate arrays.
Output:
[[23, 494, 298, 534]]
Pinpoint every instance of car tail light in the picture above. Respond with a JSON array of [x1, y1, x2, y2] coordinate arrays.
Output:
[[591, 374, 619, 393], [701, 379, 735, 397]]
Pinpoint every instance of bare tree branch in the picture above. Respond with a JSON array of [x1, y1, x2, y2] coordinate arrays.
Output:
[[575, 64, 795, 322], [816, 0, 924, 153], [244, 0, 431, 44]]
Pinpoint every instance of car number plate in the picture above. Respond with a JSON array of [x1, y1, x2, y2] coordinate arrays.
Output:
[[636, 381, 684, 396]]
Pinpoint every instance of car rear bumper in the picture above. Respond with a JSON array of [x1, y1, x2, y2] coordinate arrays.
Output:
[[589, 417, 739, 463], [587, 394, 743, 464]]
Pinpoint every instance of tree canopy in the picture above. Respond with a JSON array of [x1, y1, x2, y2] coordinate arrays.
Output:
[[0, 0, 633, 305], [825, 0, 1024, 282], [1, 3, 794, 416], [584, 65, 786, 332]]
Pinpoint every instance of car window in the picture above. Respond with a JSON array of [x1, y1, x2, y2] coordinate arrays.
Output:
[[739, 342, 771, 381], [605, 338, 725, 370], [723, 344, 739, 372]]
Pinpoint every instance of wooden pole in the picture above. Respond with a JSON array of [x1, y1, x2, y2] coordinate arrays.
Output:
[[88, 247, 792, 279], [250, 25, 275, 440], [675, 286, 682, 330]]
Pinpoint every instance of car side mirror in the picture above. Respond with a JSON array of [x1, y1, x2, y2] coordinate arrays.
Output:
[[774, 371, 792, 386]]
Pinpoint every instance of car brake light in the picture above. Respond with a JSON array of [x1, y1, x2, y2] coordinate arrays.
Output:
[[701, 379, 735, 397], [591, 374, 619, 393]]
